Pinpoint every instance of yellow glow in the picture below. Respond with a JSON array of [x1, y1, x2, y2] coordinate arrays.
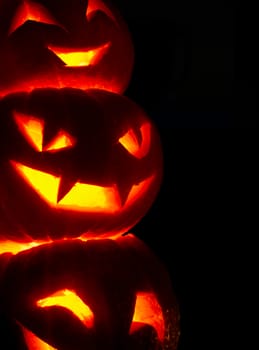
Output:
[[37, 289, 94, 328], [131, 292, 165, 342], [13, 111, 44, 152], [20, 324, 56, 350], [48, 43, 110, 67], [58, 182, 120, 212], [11, 161, 121, 212], [86, 0, 116, 22], [0, 75, 120, 97], [0, 234, 122, 256], [0, 240, 46, 255], [9, 0, 60, 35], [44, 130, 76, 152], [12, 161, 59, 204], [119, 123, 151, 159], [13, 112, 76, 153]]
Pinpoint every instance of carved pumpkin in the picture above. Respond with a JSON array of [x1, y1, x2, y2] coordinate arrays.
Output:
[[0, 88, 163, 241], [0, 235, 180, 350], [0, 0, 134, 97]]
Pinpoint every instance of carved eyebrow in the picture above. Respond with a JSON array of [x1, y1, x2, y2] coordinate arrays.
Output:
[[37, 289, 94, 328], [9, 0, 61, 35]]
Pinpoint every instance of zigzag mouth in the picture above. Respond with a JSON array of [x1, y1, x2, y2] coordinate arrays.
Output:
[[10, 160, 153, 213]]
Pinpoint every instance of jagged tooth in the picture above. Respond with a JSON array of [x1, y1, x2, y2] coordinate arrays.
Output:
[[116, 181, 133, 207], [57, 177, 77, 203]]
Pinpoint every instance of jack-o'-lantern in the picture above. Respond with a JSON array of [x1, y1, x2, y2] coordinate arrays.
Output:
[[0, 0, 134, 97], [0, 88, 163, 241], [0, 235, 180, 350]]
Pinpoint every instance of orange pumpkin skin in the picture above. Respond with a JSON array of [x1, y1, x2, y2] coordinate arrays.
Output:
[[0, 235, 180, 350], [0, 88, 163, 241], [0, 0, 134, 97]]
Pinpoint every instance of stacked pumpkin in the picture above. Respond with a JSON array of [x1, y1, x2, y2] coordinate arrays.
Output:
[[0, 1, 180, 349]]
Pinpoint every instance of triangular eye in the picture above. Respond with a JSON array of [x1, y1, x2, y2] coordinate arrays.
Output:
[[44, 130, 76, 152], [13, 111, 76, 152], [9, 0, 61, 35], [119, 122, 151, 159], [13, 111, 44, 152]]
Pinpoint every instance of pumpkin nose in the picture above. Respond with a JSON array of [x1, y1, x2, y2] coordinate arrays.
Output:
[[48, 42, 111, 67]]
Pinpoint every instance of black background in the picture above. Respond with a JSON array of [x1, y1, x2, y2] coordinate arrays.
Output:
[[113, 1, 254, 349]]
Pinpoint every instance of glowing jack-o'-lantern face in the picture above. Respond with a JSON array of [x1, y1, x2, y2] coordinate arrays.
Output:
[[0, 88, 163, 241], [0, 236, 180, 350], [0, 0, 134, 97]]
